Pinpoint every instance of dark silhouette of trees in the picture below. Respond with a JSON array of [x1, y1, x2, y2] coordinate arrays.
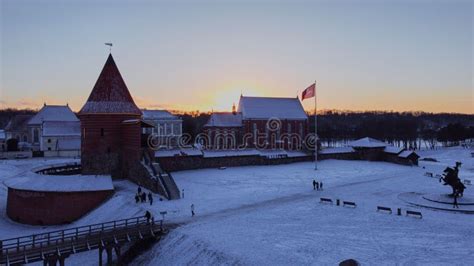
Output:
[[437, 123, 470, 146], [1, 108, 472, 148], [310, 111, 473, 149]]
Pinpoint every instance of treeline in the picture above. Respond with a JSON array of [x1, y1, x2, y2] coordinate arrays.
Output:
[[0, 108, 37, 128], [1, 108, 473, 149], [314, 111, 474, 149]]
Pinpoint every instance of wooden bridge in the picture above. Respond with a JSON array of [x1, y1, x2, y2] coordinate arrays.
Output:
[[0, 216, 165, 266]]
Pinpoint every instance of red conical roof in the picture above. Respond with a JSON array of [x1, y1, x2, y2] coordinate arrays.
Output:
[[79, 54, 142, 115]]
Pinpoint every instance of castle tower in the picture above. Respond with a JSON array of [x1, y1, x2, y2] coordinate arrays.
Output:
[[79, 54, 142, 177]]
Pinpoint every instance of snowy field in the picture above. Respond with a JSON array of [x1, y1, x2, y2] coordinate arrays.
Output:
[[0, 147, 473, 265]]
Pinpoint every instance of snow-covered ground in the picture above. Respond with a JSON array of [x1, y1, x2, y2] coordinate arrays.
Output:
[[0, 147, 473, 265]]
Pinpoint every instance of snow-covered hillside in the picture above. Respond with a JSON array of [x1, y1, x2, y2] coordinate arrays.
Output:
[[0, 147, 473, 265]]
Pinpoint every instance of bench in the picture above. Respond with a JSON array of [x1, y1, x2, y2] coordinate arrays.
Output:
[[320, 198, 333, 204], [376, 206, 392, 214], [464, 179, 472, 185], [424, 172, 433, 177], [342, 201, 357, 208], [406, 210, 422, 219]]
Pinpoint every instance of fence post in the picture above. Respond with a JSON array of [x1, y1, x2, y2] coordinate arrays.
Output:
[[397, 208, 402, 216], [0, 240, 3, 257]]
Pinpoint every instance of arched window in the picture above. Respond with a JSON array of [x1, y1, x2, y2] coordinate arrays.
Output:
[[101, 128, 104, 137]]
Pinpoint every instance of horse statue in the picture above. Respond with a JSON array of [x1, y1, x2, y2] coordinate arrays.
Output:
[[440, 162, 466, 197]]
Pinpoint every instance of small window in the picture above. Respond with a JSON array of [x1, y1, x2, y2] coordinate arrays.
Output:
[[101, 128, 104, 137], [33, 129, 39, 143], [48, 139, 51, 143], [48, 147, 51, 151]]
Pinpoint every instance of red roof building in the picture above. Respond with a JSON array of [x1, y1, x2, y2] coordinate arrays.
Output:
[[79, 54, 142, 177], [204, 96, 309, 150]]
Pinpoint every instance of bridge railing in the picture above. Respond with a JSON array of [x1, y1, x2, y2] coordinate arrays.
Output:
[[0, 216, 155, 257]]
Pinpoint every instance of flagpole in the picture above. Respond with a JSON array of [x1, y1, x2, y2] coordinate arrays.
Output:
[[314, 80, 317, 170]]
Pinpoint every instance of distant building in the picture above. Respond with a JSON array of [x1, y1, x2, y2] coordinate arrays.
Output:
[[319, 137, 419, 166], [4, 114, 34, 144], [204, 96, 309, 150], [203, 112, 242, 149], [27, 104, 80, 153], [142, 110, 182, 148]]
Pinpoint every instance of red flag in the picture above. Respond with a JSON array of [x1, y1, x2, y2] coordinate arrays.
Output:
[[302, 83, 315, 100]]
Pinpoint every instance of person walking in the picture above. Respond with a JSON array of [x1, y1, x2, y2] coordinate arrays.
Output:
[[145, 210, 151, 223], [182, 189, 185, 198], [453, 194, 459, 209], [141, 192, 147, 203], [135, 193, 140, 203], [191, 204, 195, 217], [138, 186, 142, 194], [312, 180, 316, 190], [148, 192, 153, 206], [316, 182, 320, 191], [320, 182, 323, 190]]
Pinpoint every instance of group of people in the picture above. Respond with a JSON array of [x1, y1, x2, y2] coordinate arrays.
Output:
[[135, 186, 153, 205], [312, 179, 324, 191]]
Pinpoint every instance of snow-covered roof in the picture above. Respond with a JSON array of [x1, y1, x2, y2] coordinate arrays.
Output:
[[259, 150, 309, 158], [348, 137, 387, 148], [203, 149, 260, 158], [4, 174, 113, 192], [204, 112, 242, 127], [155, 148, 203, 158], [319, 147, 356, 154], [28, 105, 78, 125], [122, 119, 140, 123], [142, 110, 180, 120], [398, 150, 419, 158], [237, 96, 308, 120], [57, 138, 81, 150], [384, 146, 404, 154], [42, 121, 80, 137], [79, 54, 141, 115], [160, 149, 311, 158]]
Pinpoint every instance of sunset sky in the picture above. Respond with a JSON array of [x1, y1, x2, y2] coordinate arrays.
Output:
[[1, 0, 472, 113]]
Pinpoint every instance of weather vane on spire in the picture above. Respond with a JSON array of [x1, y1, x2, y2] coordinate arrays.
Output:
[[104, 42, 113, 53]]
